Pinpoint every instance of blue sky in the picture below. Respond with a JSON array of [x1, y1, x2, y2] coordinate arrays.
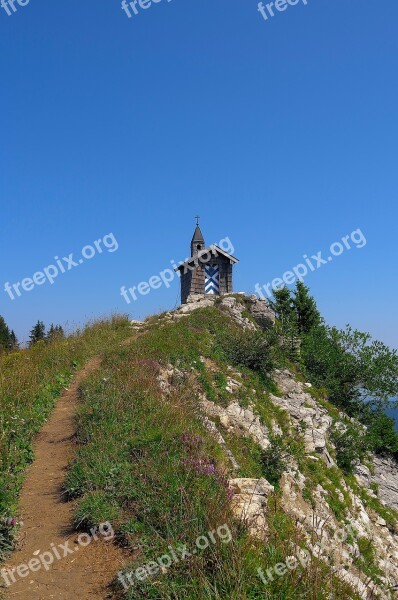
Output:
[[0, 0, 397, 346]]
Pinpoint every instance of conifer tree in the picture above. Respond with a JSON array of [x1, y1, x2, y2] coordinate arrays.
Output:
[[29, 321, 46, 347], [8, 330, 18, 351], [293, 281, 321, 335], [47, 324, 65, 343], [0, 316, 13, 351], [270, 287, 298, 358], [271, 287, 295, 324], [55, 325, 65, 338]]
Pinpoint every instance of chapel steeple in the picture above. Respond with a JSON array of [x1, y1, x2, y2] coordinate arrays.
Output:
[[190, 217, 205, 256]]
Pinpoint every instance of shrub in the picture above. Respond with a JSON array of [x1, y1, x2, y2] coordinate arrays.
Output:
[[217, 329, 276, 378], [360, 409, 398, 456], [330, 422, 369, 474], [260, 435, 288, 487]]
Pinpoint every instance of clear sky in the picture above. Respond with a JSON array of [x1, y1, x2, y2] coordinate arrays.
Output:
[[1, 0, 397, 347]]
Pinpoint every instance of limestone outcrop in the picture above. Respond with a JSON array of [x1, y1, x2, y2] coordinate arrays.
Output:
[[229, 478, 274, 538], [166, 293, 275, 331], [155, 294, 398, 598], [270, 369, 334, 463], [373, 455, 398, 511], [200, 396, 271, 451]]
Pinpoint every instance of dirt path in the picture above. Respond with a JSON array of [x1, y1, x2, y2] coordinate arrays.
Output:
[[2, 358, 125, 600]]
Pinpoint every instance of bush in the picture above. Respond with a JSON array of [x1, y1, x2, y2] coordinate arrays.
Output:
[[301, 321, 398, 460], [330, 422, 369, 474], [217, 329, 276, 378], [260, 435, 288, 487], [360, 409, 398, 456]]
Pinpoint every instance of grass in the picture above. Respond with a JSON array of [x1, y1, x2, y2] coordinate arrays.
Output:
[[1, 304, 386, 598], [298, 458, 353, 522], [64, 307, 360, 598], [0, 315, 133, 558], [354, 536, 384, 585], [346, 475, 397, 530]]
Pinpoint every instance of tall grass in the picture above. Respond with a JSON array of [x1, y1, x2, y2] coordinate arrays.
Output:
[[0, 315, 132, 557], [65, 309, 359, 599]]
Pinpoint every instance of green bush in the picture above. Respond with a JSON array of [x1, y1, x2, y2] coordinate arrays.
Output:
[[260, 435, 288, 487], [361, 409, 398, 456], [217, 329, 276, 378], [330, 423, 369, 474]]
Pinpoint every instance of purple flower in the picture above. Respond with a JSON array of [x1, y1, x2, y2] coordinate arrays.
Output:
[[181, 433, 205, 448]]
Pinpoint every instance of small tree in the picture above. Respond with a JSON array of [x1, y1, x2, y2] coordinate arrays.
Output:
[[271, 287, 294, 322], [330, 422, 369, 474], [301, 324, 359, 410], [260, 435, 288, 487], [8, 330, 18, 351], [218, 328, 276, 378], [293, 281, 321, 335], [29, 321, 46, 347], [47, 324, 65, 343], [270, 287, 298, 359], [362, 409, 398, 456], [0, 316, 11, 351], [0, 317, 18, 352]]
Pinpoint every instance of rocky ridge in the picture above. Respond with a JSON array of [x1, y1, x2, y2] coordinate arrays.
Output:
[[155, 294, 398, 599]]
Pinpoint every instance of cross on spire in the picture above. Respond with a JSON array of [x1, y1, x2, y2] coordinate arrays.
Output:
[[195, 215, 200, 226]]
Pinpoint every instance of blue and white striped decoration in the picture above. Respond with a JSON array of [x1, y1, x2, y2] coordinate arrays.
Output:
[[205, 265, 220, 295]]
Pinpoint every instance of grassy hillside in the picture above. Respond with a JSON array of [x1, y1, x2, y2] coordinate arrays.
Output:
[[3, 301, 396, 598], [0, 316, 132, 558], [64, 307, 359, 599]]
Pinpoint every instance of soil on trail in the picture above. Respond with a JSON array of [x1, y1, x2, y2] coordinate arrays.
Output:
[[3, 358, 125, 600]]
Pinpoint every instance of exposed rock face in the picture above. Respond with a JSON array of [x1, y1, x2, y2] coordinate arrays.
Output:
[[203, 364, 398, 597], [155, 298, 398, 599], [372, 455, 398, 511], [168, 293, 276, 332], [229, 478, 274, 538], [245, 294, 276, 327], [280, 469, 398, 600], [201, 415, 240, 471], [354, 463, 376, 496], [270, 369, 333, 462], [175, 297, 215, 315], [219, 296, 257, 331], [220, 295, 275, 331], [157, 364, 186, 395], [200, 396, 270, 451]]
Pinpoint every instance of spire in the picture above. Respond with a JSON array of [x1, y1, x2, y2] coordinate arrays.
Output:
[[190, 217, 205, 256]]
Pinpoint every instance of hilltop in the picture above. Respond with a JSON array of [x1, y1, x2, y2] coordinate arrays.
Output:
[[1, 293, 398, 599]]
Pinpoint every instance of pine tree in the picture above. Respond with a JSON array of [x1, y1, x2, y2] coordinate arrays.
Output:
[[293, 281, 321, 335], [29, 321, 46, 347], [8, 330, 18, 351], [0, 316, 12, 351], [270, 287, 299, 358], [55, 325, 65, 338], [47, 324, 55, 342], [271, 287, 295, 323], [47, 324, 65, 343]]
